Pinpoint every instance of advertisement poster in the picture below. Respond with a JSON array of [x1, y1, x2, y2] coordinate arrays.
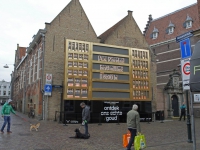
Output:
[[67, 89, 73, 98], [78, 70, 82, 76], [75, 78, 80, 87], [79, 62, 83, 68], [68, 78, 74, 86], [73, 70, 77, 76], [79, 54, 83, 60], [68, 70, 72, 75], [81, 89, 88, 98], [68, 61, 73, 67], [75, 89, 81, 98], [81, 79, 88, 87]]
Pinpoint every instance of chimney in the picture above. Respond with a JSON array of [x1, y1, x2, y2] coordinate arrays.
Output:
[[128, 10, 133, 16]]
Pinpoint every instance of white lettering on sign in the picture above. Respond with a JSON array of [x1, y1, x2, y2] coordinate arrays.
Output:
[[100, 73, 118, 80], [98, 55, 125, 63], [100, 65, 123, 72], [101, 106, 122, 122]]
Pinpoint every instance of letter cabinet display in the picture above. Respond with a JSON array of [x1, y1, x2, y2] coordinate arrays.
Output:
[[64, 39, 151, 101]]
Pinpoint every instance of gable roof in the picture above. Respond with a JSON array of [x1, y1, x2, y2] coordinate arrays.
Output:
[[98, 17, 126, 43], [145, 3, 199, 45]]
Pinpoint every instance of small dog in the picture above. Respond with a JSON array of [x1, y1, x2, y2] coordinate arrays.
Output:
[[30, 123, 40, 131], [69, 128, 90, 139]]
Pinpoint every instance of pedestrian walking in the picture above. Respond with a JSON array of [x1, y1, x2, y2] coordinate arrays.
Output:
[[126, 104, 141, 150], [1, 99, 16, 134], [80, 102, 90, 136], [179, 102, 186, 121]]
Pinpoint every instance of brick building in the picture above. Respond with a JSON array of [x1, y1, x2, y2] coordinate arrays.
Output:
[[13, 0, 156, 122], [144, 1, 200, 118]]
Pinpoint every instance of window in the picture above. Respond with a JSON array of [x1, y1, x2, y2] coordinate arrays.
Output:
[[186, 21, 192, 29], [152, 32, 158, 39], [166, 21, 175, 35], [183, 15, 193, 29], [151, 27, 159, 40], [8, 91, 10, 95], [4, 86, 6, 89], [3, 91, 6, 95], [168, 27, 174, 34]]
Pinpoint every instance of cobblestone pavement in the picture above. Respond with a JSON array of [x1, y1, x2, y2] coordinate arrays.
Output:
[[0, 108, 199, 150]]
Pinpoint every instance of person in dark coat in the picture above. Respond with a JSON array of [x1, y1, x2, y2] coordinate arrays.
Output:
[[80, 102, 90, 136], [179, 102, 186, 121]]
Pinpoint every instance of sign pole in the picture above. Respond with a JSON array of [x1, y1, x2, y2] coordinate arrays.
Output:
[[186, 90, 192, 143], [189, 91, 196, 149]]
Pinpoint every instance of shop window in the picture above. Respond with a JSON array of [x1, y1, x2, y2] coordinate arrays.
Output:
[[64, 100, 74, 112]]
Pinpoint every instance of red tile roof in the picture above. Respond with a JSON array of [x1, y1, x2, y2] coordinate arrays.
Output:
[[145, 3, 199, 45]]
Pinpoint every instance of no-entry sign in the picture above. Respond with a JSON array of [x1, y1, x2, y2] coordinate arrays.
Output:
[[181, 58, 190, 90]]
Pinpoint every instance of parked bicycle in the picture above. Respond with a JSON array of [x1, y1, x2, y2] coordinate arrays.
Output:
[[28, 108, 35, 118]]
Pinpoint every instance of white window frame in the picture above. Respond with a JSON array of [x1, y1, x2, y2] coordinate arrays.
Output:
[[153, 32, 158, 39], [186, 21, 192, 29], [168, 27, 174, 34]]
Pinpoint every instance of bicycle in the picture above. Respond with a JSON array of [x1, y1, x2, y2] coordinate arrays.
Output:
[[28, 108, 35, 118]]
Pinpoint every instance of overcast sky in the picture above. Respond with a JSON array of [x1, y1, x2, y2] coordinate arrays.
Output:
[[0, 0, 197, 82]]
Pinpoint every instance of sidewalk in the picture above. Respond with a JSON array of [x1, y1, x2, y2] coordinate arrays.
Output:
[[0, 108, 199, 150]]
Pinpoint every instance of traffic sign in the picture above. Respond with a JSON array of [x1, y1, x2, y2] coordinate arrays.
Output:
[[181, 58, 190, 90], [180, 38, 192, 59], [46, 73, 52, 84], [44, 84, 52, 96], [45, 84, 52, 92]]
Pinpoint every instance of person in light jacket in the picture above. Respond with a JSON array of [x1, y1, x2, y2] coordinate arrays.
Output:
[[80, 102, 90, 136], [126, 104, 141, 150], [179, 102, 186, 121]]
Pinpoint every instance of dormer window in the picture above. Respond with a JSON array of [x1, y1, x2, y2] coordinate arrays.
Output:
[[168, 27, 174, 34], [151, 27, 159, 39], [166, 21, 175, 35], [153, 32, 158, 39], [183, 14, 193, 29], [186, 21, 192, 29]]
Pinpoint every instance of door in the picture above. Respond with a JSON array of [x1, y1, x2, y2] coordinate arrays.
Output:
[[172, 95, 179, 117]]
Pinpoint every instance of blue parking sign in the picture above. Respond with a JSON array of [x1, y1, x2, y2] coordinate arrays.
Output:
[[180, 38, 192, 59]]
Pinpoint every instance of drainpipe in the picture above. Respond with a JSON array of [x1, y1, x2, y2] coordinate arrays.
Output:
[[40, 33, 46, 120]]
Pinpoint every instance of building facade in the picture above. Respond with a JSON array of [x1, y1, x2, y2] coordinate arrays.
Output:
[[13, 0, 156, 122], [0, 80, 11, 105], [144, 1, 200, 118]]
